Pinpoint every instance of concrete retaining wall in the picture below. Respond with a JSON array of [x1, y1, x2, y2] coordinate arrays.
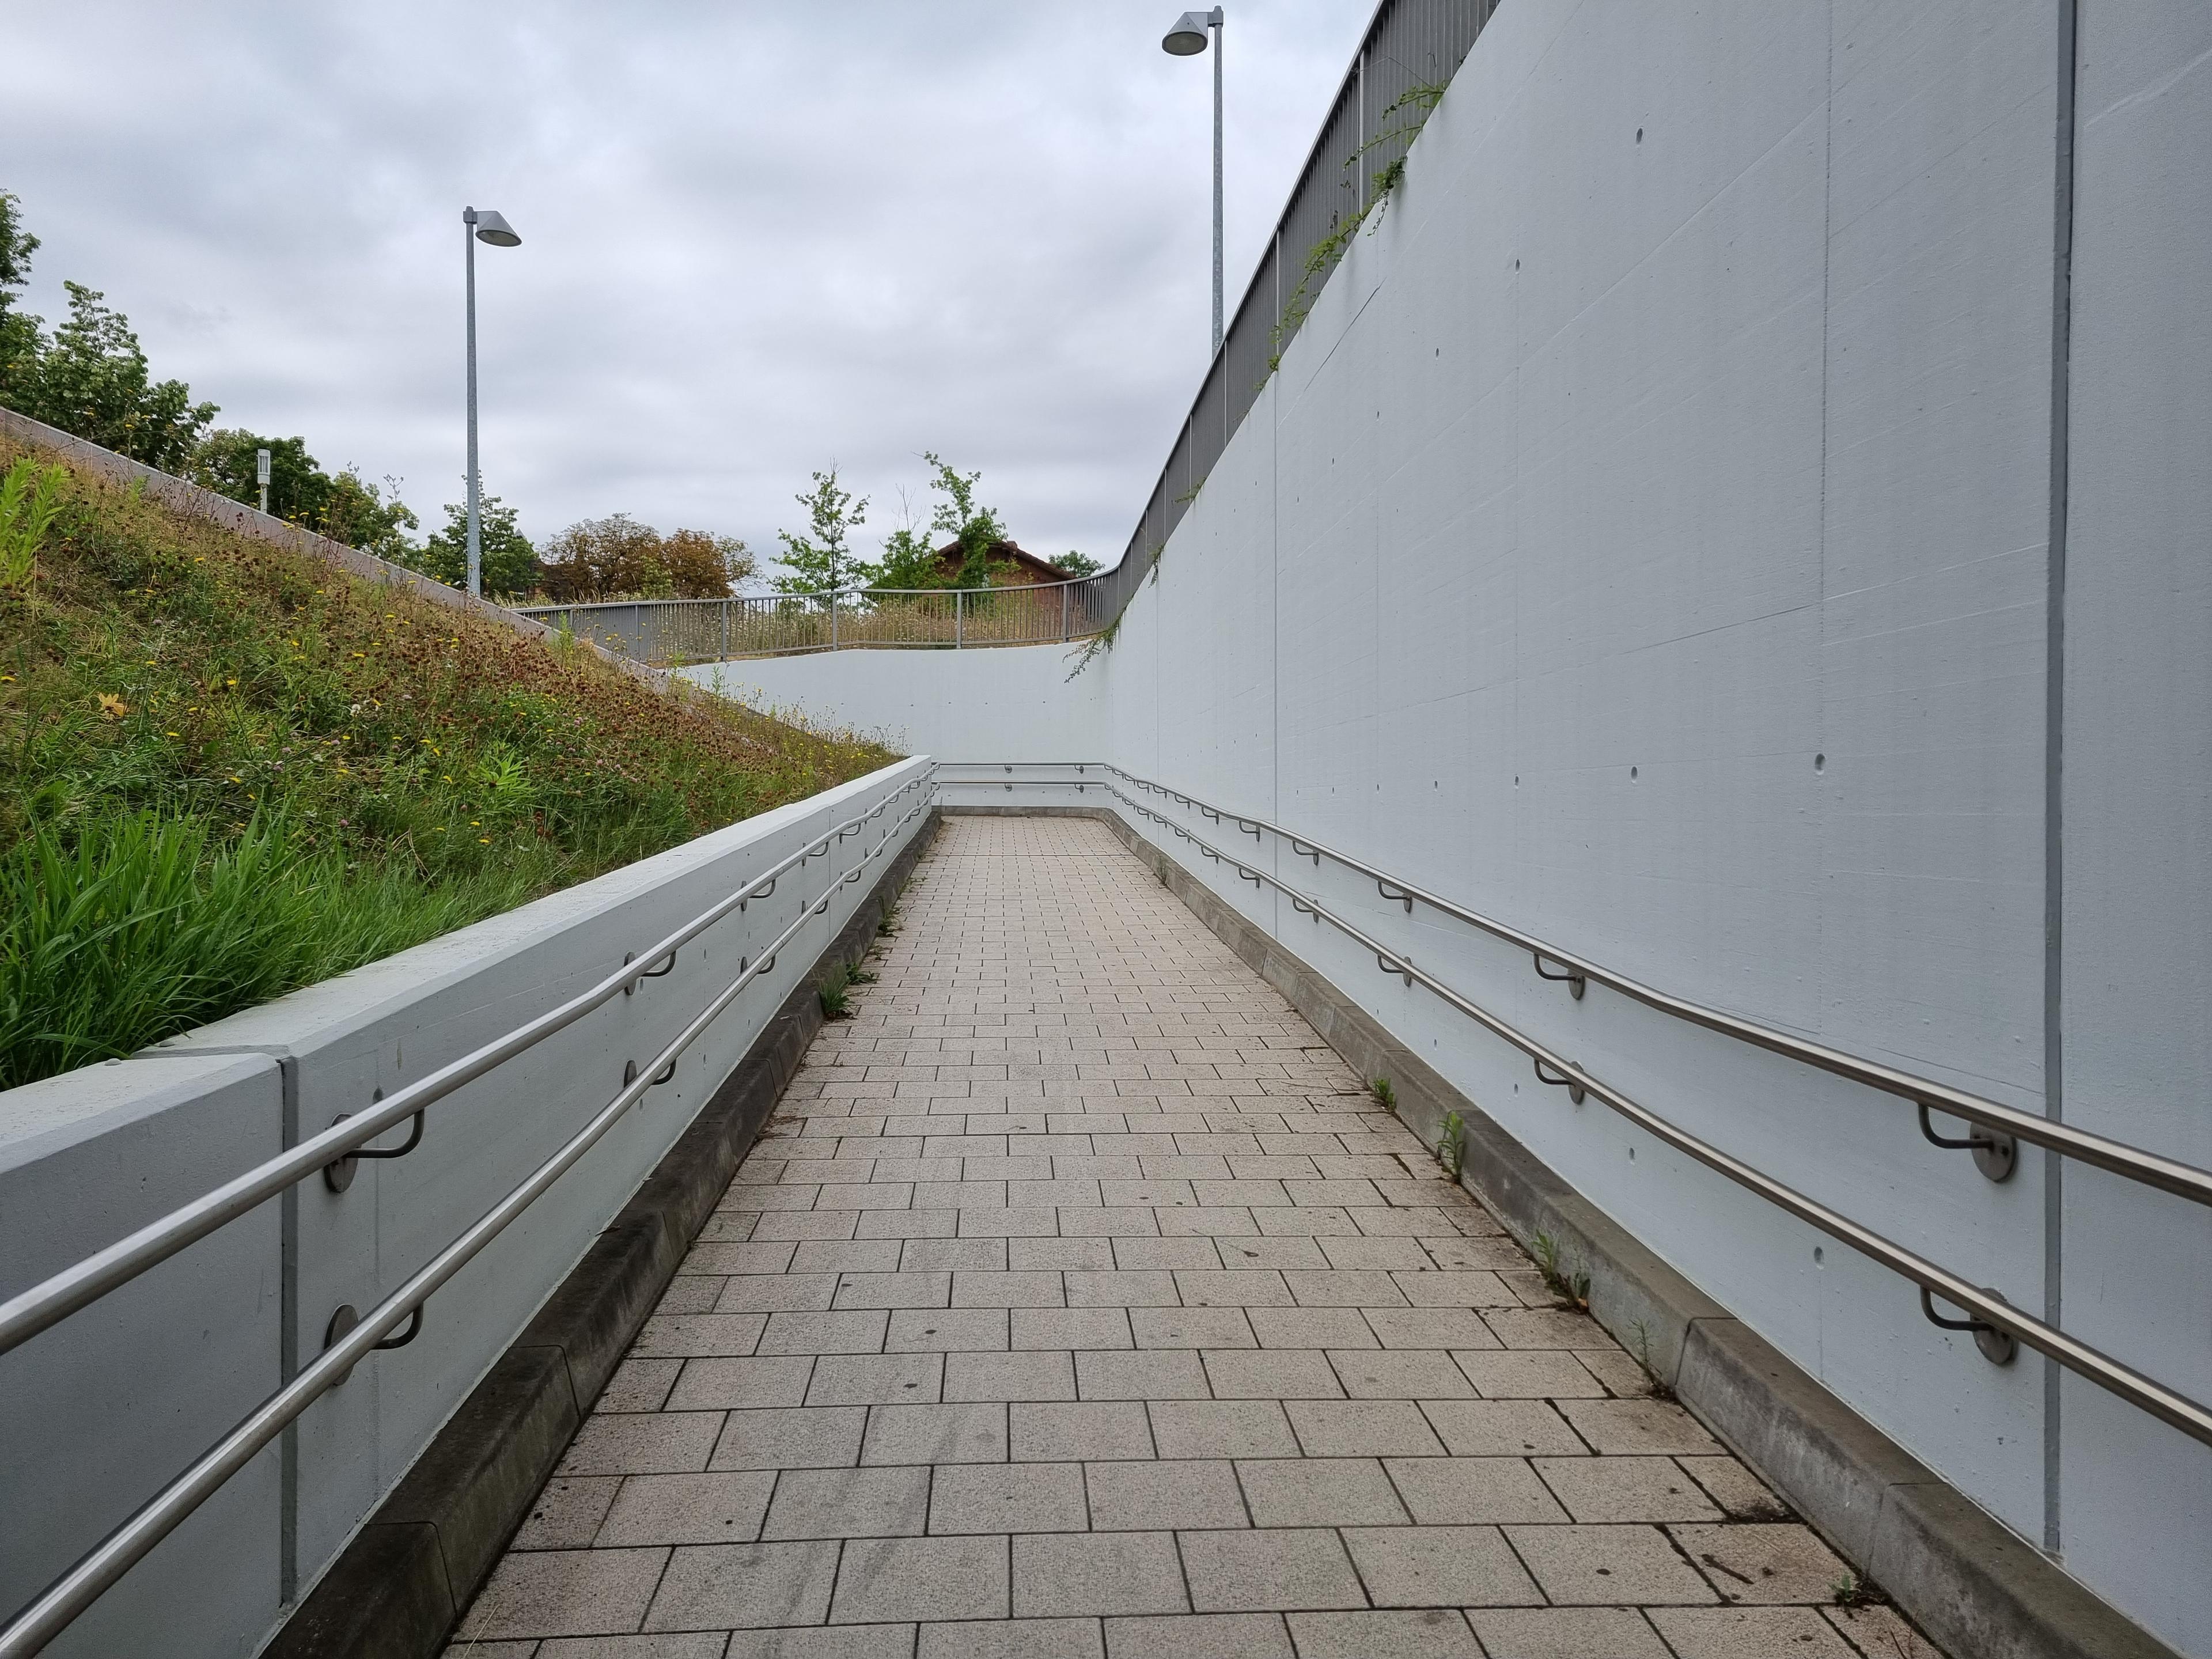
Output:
[[680, 3, 2212, 1650], [0, 758, 931, 1657]]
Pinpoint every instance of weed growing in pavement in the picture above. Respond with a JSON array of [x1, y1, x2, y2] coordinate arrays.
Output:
[[1531, 1230, 1592, 1311]]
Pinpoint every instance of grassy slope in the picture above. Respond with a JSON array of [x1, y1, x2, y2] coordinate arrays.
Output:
[[0, 439, 899, 1088]]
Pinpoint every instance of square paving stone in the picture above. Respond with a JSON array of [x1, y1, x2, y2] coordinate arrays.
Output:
[[1013, 1402, 1156, 1461], [1234, 1459, 1407, 1528], [1013, 1308, 1135, 1350], [1391, 1270, 1513, 1307], [711, 1406, 866, 1471], [946, 1348, 1078, 1402], [834, 1271, 953, 1310], [1422, 1238, 1530, 1272], [1200, 1349, 1343, 1399], [763, 1465, 931, 1539], [1112, 1237, 1227, 1270], [1156, 1207, 1259, 1237], [456, 1549, 667, 1637], [1533, 1456, 1721, 1523], [1363, 1309, 1499, 1350], [1179, 1529, 1366, 1613], [1214, 1238, 1328, 1270], [953, 1270, 1067, 1306], [724, 1626, 918, 1659], [917, 1618, 1104, 1659], [1104, 1612, 1293, 1658], [931, 1460, 1089, 1533], [1342, 1525, 1543, 1609], [654, 1276, 729, 1315], [1173, 1271, 1295, 1308], [1247, 1309, 1376, 1349], [860, 1209, 959, 1238], [1283, 1399, 1444, 1457], [540, 1635, 729, 1658], [832, 1534, 1011, 1623], [1821, 1604, 1944, 1658], [1281, 1270, 1408, 1306], [1315, 1238, 1434, 1271], [862, 1403, 1009, 1464], [1677, 1457, 1788, 1520], [558, 1414, 725, 1476], [758, 1310, 891, 1356], [1130, 1307, 1256, 1349], [1086, 1459, 1248, 1530], [1555, 1399, 1720, 1456], [1058, 1207, 1165, 1238], [599, 1358, 683, 1413], [807, 1353, 944, 1406], [716, 1272, 841, 1312], [1383, 1457, 1568, 1524], [793, 1240, 906, 1275], [1646, 1605, 1857, 1657], [513, 1476, 620, 1548], [665, 1355, 816, 1411], [642, 1540, 840, 1630], [630, 1313, 768, 1358], [1014, 1531, 1188, 1617], [1066, 1270, 1181, 1306], [1464, 1607, 1672, 1658], [1075, 1349, 1210, 1400], [596, 1471, 777, 1547], [1452, 1351, 1607, 1399], [1574, 1350, 1656, 1399], [1331, 1350, 1475, 1399], [1148, 1400, 1298, 1459], [899, 1237, 1008, 1272], [1016, 1238, 1124, 1269], [1286, 1609, 1483, 1658], [1484, 1309, 1615, 1350], [1666, 1523, 1849, 1604], [1419, 1400, 1588, 1457], [1503, 1524, 1717, 1605], [885, 1309, 1009, 1352]]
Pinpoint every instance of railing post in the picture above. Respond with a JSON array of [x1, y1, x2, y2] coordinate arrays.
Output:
[[956, 589, 964, 648], [719, 598, 729, 660], [1062, 583, 1071, 642], [830, 590, 839, 651]]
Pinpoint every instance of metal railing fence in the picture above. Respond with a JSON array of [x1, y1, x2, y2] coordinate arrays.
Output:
[[931, 762, 2212, 1450], [0, 768, 937, 1656], [516, 579, 1111, 666]]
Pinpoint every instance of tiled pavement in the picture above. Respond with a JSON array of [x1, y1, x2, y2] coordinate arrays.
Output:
[[449, 816, 1941, 1659]]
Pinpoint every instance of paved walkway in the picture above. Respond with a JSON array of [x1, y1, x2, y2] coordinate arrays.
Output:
[[451, 816, 1937, 1659]]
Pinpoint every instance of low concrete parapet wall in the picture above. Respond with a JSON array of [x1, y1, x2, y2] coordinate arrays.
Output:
[[0, 757, 933, 1657]]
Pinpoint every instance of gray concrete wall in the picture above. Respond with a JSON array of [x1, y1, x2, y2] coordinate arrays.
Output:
[[687, 3, 2210, 1649], [0, 759, 931, 1655]]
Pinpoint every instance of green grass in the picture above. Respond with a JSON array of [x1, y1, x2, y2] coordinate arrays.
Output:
[[0, 436, 898, 1089]]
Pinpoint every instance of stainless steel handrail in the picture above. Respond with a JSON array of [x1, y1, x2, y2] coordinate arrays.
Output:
[[0, 769, 933, 1359], [0, 778, 936, 1657], [1090, 780, 2212, 1450], [934, 763, 2212, 1210]]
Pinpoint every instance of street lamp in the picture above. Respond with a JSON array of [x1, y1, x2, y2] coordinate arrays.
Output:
[[463, 206, 521, 599], [1161, 8, 1225, 357]]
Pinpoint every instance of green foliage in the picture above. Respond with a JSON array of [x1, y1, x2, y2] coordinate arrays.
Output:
[[1438, 1108, 1466, 1180], [1371, 1075, 1398, 1113], [397, 493, 539, 598], [1, 456, 66, 589], [774, 467, 870, 594], [817, 958, 858, 1019], [1531, 1231, 1592, 1311], [923, 452, 1007, 589], [1063, 610, 1120, 681], [0, 436, 898, 1085], [3, 281, 217, 469], [0, 191, 40, 399], [1051, 550, 1100, 577], [538, 514, 751, 603], [190, 429, 421, 558]]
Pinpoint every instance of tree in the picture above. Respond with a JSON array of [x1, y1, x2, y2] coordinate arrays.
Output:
[[402, 493, 539, 598], [5, 282, 217, 468], [1051, 550, 1100, 577], [660, 528, 754, 597], [537, 515, 751, 603], [190, 429, 418, 557], [0, 191, 40, 403], [772, 467, 870, 595]]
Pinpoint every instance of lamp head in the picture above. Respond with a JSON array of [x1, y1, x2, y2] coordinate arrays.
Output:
[[1161, 10, 1213, 54], [472, 209, 521, 247]]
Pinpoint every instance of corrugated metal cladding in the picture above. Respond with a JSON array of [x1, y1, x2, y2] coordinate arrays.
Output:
[[1103, 0, 1496, 611]]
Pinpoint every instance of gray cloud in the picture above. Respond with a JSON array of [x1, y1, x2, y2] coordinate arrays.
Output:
[[5, 1, 1363, 573]]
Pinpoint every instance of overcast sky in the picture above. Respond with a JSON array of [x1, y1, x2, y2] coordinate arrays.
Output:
[[3, 1, 1368, 577]]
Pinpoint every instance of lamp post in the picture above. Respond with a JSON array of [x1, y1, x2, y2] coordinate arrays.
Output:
[[255, 448, 270, 515], [463, 206, 521, 598], [1162, 9, 1225, 357]]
